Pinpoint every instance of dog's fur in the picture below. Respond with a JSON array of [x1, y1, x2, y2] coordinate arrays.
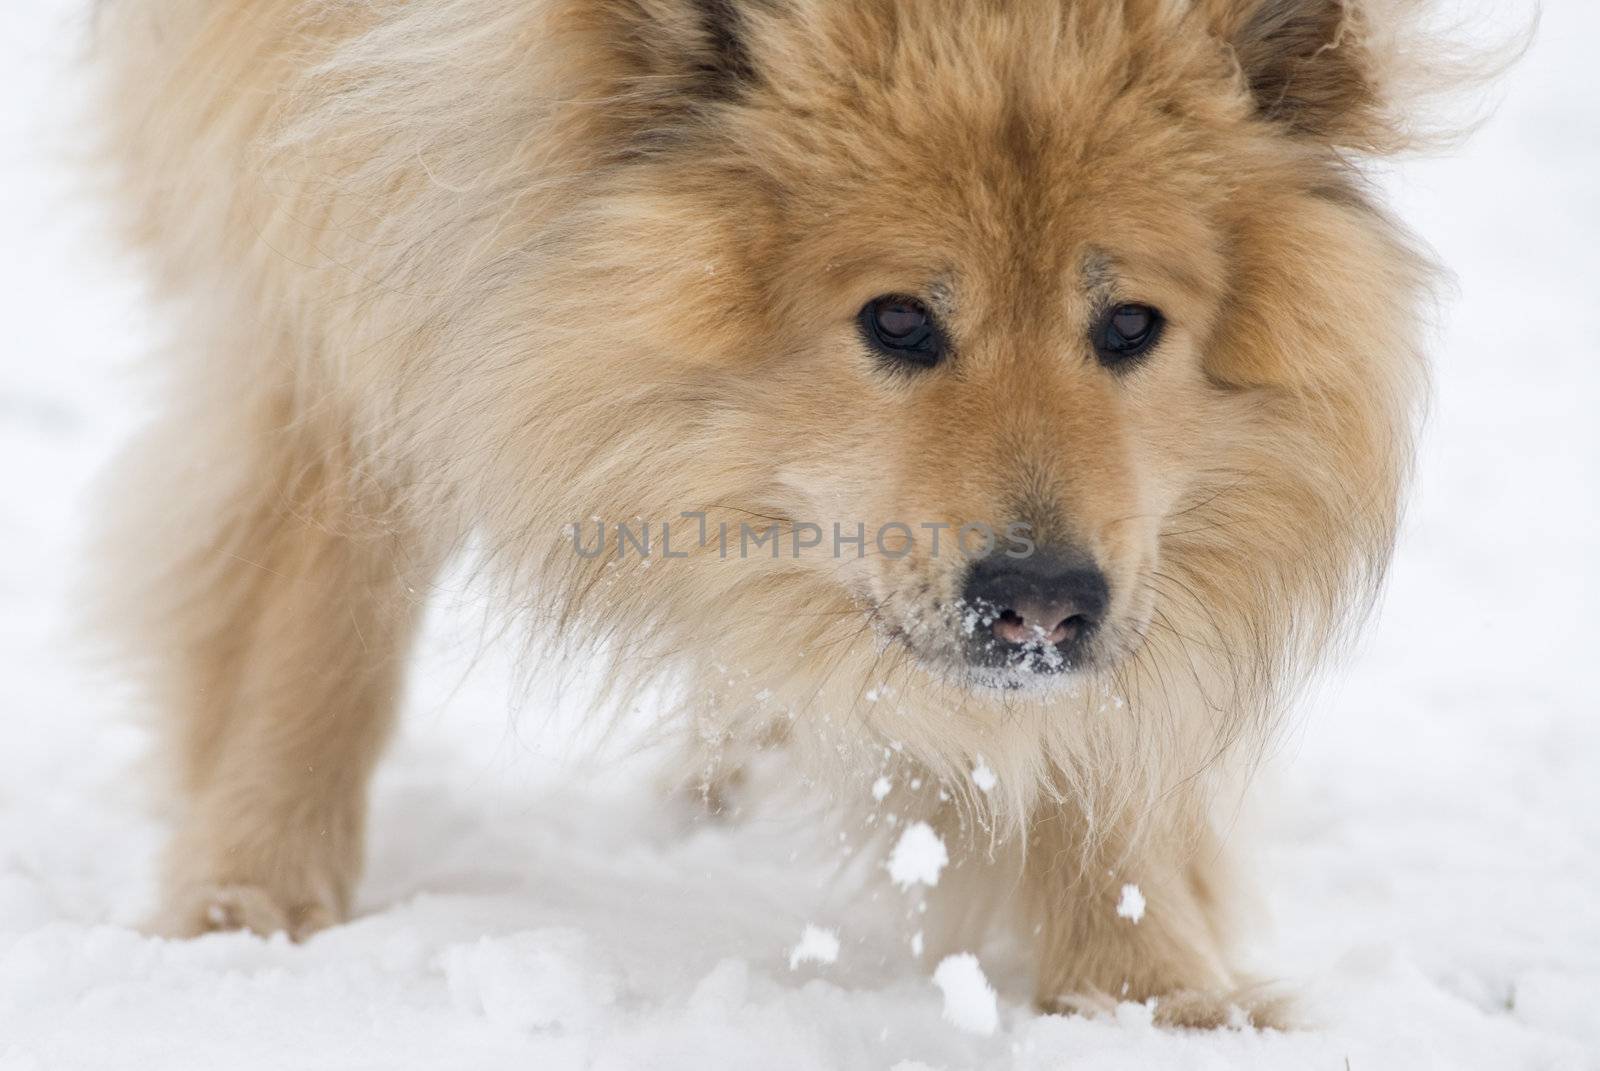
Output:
[[94, 0, 1463, 1026]]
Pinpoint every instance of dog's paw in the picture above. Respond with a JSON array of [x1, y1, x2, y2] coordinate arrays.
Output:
[[1148, 986, 1296, 1031], [1043, 985, 1296, 1031], [152, 883, 340, 942], [680, 766, 748, 820]]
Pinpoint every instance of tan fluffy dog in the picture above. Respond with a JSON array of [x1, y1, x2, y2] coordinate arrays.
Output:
[[95, 0, 1458, 1026]]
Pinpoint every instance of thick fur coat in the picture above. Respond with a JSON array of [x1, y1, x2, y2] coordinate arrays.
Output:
[[94, 0, 1464, 1025]]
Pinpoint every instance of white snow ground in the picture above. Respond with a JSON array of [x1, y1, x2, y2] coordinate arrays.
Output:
[[2, 2, 1597, 1068]]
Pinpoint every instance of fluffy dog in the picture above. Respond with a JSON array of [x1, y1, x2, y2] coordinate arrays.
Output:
[[94, 0, 1461, 1026]]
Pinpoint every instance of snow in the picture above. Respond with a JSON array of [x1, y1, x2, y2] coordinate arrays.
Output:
[[971, 761, 998, 793], [443, 929, 620, 1034], [1115, 884, 1145, 925], [2, 1, 1598, 1068], [932, 954, 1001, 1037], [887, 823, 950, 891], [788, 926, 841, 970]]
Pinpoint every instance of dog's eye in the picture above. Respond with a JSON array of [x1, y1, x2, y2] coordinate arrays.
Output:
[[859, 296, 945, 368], [1093, 303, 1164, 368]]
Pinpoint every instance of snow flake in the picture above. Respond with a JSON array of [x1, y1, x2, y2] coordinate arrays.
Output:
[[788, 925, 841, 970], [888, 822, 948, 889], [971, 760, 997, 793], [1116, 883, 1145, 923], [933, 954, 999, 1036]]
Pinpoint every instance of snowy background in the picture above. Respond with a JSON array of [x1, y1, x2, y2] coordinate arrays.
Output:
[[2, 1, 1597, 1068]]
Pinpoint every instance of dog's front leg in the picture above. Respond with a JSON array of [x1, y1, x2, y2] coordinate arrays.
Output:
[[99, 368, 438, 940], [1025, 802, 1286, 1029]]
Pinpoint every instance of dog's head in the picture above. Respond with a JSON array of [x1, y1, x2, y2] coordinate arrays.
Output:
[[344, 0, 1459, 771], [522, 0, 1431, 697]]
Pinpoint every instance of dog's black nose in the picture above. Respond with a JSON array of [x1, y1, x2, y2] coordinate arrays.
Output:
[[960, 547, 1109, 669]]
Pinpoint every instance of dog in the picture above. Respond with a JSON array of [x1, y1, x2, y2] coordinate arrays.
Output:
[[93, 0, 1459, 1027]]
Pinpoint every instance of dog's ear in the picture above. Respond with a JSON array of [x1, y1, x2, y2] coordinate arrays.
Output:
[[557, 0, 768, 153], [684, 0, 759, 99], [1215, 0, 1393, 149], [618, 0, 761, 103]]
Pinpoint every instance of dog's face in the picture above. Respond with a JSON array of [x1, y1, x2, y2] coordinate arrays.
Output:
[[755, 127, 1227, 690], [533, 0, 1425, 702]]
